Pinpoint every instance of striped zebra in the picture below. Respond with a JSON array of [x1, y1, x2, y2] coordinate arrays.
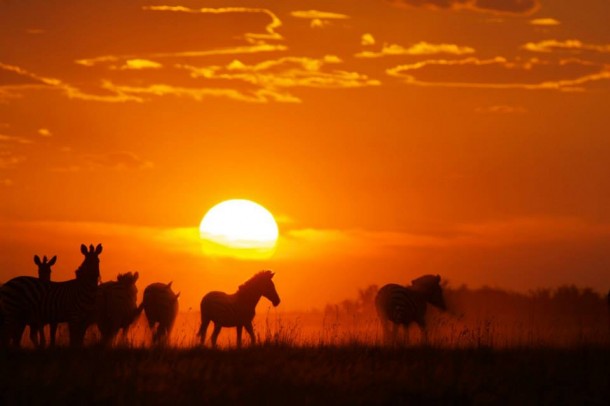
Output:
[[33, 255, 57, 347], [375, 274, 446, 344], [140, 282, 180, 345], [0, 244, 102, 348], [0, 255, 57, 347], [95, 272, 142, 346], [198, 270, 280, 348]]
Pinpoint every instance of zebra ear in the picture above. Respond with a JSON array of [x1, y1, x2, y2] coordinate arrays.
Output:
[[270, 271, 275, 279], [95, 243, 103, 254], [133, 272, 139, 281], [34, 255, 41, 266], [167, 281, 173, 288], [48, 256, 57, 266], [436, 275, 441, 283], [81, 244, 88, 255], [175, 291, 180, 299]]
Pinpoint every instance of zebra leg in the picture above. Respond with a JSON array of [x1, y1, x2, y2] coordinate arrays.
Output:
[[244, 322, 256, 346], [29, 324, 40, 347], [236, 325, 243, 348], [198, 318, 210, 345], [38, 325, 46, 348], [68, 322, 87, 348], [210, 323, 222, 348], [417, 321, 428, 346], [49, 323, 57, 347], [11, 323, 26, 347]]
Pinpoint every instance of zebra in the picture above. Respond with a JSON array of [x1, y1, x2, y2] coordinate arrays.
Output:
[[0, 244, 102, 348], [33, 255, 57, 346], [140, 282, 180, 345], [198, 270, 280, 348], [375, 274, 446, 345], [0, 257, 57, 347], [35, 255, 55, 282], [95, 271, 142, 346]]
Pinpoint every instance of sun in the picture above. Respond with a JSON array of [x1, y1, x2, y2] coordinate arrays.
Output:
[[199, 199, 279, 259]]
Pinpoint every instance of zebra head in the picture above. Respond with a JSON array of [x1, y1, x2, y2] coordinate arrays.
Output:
[[258, 270, 281, 307], [34, 254, 56, 282], [411, 274, 446, 311], [76, 243, 103, 284]]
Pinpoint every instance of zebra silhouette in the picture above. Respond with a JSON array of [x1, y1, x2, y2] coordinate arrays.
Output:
[[33, 255, 57, 347], [198, 270, 280, 348], [0, 244, 102, 347], [140, 282, 180, 345], [375, 274, 446, 344], [96, 271, 141, 346], [0, 255, 57, 347]]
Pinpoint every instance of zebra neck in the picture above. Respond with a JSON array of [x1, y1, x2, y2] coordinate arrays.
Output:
[[236, 289, 262, 308]]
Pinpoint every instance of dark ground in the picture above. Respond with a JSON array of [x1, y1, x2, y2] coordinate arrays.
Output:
[[1, 345, 609, 405]]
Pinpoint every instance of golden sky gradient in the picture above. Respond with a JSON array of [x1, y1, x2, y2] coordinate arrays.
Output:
[[1, 0, 610, 310]]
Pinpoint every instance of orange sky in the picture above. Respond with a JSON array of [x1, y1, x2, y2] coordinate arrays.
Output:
[[1, 0, 610, 311]]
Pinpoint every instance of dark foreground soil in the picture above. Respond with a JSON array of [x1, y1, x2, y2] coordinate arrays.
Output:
[[1, 345, 609, 405]]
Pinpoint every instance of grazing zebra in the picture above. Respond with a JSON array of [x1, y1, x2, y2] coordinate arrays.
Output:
[[0, 244, 102, 348], [198, 270, 280, 348], [96, 272, 142, 346], [140, 282, 180, 345], [375, 274, 446, 344]]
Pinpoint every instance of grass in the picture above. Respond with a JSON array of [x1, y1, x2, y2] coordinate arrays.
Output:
[[3, 306, 609, 404], [1, 345, 609, 404]]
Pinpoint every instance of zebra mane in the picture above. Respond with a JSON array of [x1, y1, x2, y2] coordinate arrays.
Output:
[[410, 274, 441, 291], [238, 270, 274, 291], [117, 271, 139, 286]]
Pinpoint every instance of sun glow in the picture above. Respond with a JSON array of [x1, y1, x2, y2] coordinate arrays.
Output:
[[199, 199, 279, 259]]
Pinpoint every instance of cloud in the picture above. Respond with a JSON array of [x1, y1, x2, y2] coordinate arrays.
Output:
[[474, 105, 527, 114], [362, 33, 376, 46], [356, 41, 475, 58], [529, 18, 560, 26], [116, 59, 162, 70], [0, 178, 13, 187], [523, 39, 610, 53], [386, 56, 610, 91], [389, 0, 540, 15], [0, 151, 25, 168], [102, 55, 380, 104], [290, 10, 350, 20], [0, 62, 142, 102], [0, 134, 32, 144], [290, 10, 350, 28], [85, 151, 153, 170], [142, 5, 283, 43], [37, 128, 52, 137], [75, 44, 288, 68]]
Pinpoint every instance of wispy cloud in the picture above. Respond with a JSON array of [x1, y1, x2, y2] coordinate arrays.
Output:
[[142, 5, 283, 43], [276, 216, 610, 260], [37, 128, 52, 137], [475, 105, 527, 114], [387, 56, 610, 91], [356, 41, 475, 58], [116, 59, 162, 70], [0, 134, 32, 144], [101, 55, 380, 104], [389, 0, 540, 15], [0, 151, 25, 168], [85, 151, 153, 170], [523, 39, 610, 53], [0, 62, 142, 102], [529, 18, 560, 26], [75, 44, 288, 68], [290, 10, 350, 28], [361, 33, 376, 46]]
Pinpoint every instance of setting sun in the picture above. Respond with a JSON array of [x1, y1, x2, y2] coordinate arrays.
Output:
[[199, 199, 279, 259]]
